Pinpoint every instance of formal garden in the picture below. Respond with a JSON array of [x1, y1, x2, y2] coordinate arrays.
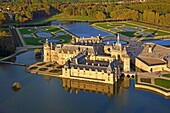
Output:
[[93, 22, 170, 38], [19, 26, 72, 45]]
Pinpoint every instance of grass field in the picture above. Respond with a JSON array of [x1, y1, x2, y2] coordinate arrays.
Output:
[[162, 74, 170, 78], [43, 27, 61, 32], [55, 35, 72, 44], [155, 78, 170, 88], [23, 38, 42, 45], [19, 27, 37, 34], [28, 13, 96, 25], [19, 26, 72, 45], [1, 28, 10, 32]]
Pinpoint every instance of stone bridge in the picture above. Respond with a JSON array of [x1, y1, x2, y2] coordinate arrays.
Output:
[[122, 72, 136, 78]]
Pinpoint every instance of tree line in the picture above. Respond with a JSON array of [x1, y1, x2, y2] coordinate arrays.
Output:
[[0, 0, 170, 26]]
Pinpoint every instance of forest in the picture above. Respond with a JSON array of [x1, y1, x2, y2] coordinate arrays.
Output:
[[0, 0, 170, 26]]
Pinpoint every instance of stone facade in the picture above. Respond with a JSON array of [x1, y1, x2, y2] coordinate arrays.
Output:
[[135, 43, 170, 72], [43, 34, 130, 84]]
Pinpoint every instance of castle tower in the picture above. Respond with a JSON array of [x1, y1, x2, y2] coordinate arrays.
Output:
[[123, 47, 130, 72], [43, 39, 51, 62], [115, 33, 122, 51]]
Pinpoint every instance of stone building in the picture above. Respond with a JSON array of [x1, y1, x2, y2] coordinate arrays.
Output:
[[103, 34, 130, 72], [135, 43, 170, 72], [43, 34, 130, 84]]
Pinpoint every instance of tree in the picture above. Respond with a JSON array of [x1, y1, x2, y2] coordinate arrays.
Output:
[[95, 12, 106, 20]]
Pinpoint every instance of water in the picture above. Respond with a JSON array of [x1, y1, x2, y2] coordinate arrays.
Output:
[[103, 40, 128, 45], [48, 39, 60, 43], [36, 32, 53, 38], [61, 22, 115, 38], [0, 21, 170, 113], [144, 40, 170, 46], [0, 51, 170, 113], [121, 27, 138, 32]]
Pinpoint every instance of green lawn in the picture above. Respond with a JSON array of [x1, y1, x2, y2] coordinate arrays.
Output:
[[119, 31, 136, 37], [43, 27, 61, 32], [24, 38, 42, 45], [55, 35, 72, 44], [28, 13, 96, 25], [95, 23, 113, 29], [1, 28, 9, 32], [20, 26, 72, 45], [124, 23, 136, 27], [155, 78, 170, 88], [144, 29, 170, 36], [162, 74, 170, 78], [19, 28, 37, 34], [94, 21, 170, 37]]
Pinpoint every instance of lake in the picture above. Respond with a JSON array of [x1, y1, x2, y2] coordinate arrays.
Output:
[[61, 22, 115, 38], [0, 51, 170, 113]]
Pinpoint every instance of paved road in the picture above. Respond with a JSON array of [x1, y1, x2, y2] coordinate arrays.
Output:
[[16, 28, 26, 47]]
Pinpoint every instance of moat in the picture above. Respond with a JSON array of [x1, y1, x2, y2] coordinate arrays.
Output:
[[0, 51, 170, 113], [0, 21, 170, 113]]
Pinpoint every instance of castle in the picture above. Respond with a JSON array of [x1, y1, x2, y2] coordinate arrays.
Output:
[[43, 34, 130, 84], [135, 43, 170, 72]]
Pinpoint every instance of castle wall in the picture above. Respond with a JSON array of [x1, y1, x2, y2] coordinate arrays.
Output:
[[122, 56, 130, 72], [89, 55, 114, 62], [62, 67, 115, 84], [135, 58, 167, 72]]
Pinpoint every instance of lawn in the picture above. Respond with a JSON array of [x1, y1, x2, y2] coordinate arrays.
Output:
[[95, 23, 113, 29], [28, 13, 96, 25], [19, 28, 37, 34], [144, 29, 170, 36], [43, 26, 61, 32], [23, 38, 42, 45], [119, 31, 136, 37], [1, 28, 9, 32], [55, 35, 72, 44], [93, 21, 170, 37], [162, 74, 170, 78], [155, 78, 170, 88], [19, 26, 72, 45]]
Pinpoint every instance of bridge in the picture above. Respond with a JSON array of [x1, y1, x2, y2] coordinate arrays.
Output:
[[0, 61, 29, 67], [122, 72, 136, 78]]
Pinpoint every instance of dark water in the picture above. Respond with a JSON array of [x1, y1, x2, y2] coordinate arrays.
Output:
[[61, 22, 115, 38], [0, 51, 170, 113], [103, 40, 128, 45], [52, 21, 170, 46], [144, 40, 170, 46]]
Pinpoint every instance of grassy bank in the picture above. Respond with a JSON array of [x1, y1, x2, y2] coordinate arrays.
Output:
[[162, 74, 170, 78], [28, 13, 96, 25]]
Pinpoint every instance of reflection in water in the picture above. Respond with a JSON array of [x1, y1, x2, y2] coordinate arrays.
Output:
[[50, 77, 131, 99], [61, 22, 114, 37]]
